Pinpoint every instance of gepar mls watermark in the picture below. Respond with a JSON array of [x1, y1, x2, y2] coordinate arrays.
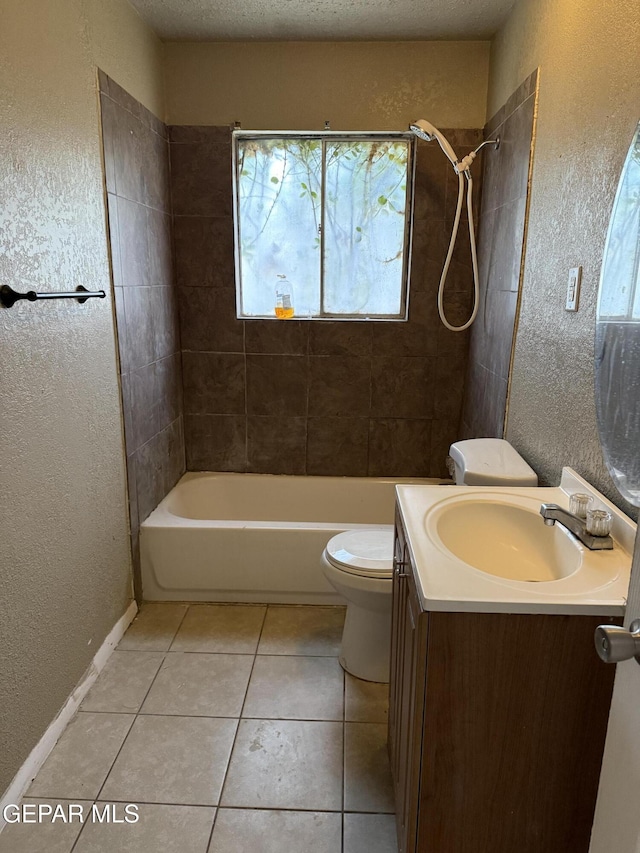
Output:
[[3, 803, 139, 824]]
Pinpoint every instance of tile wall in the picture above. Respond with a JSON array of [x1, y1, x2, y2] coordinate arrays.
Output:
[[460, 69, 539, 438], [99, 73, 185, 597], [171, 127, 483, 477]]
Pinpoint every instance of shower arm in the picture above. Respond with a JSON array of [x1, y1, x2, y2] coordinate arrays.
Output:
[[455, 137, 500, 174]]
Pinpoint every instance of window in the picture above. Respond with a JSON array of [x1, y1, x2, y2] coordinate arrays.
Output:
[[232, 131, 415, 320]]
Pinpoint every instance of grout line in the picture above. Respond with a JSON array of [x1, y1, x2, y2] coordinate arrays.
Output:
[[72, 798, 351, 813], [67, 800, 97, 853], [206, 605, 269, 848], [84, 603, 191, 813], [76, 706, 387, 725], [342, 663, 347, 852]]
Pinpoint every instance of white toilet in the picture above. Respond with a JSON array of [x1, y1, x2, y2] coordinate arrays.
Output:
[[321, 438, 538, 683]]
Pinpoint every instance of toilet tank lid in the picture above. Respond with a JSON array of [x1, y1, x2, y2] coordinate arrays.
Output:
[[325, 527, 394, 575], [449, 439, 538, 485]]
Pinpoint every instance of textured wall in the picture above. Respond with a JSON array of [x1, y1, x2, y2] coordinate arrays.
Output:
[[0, 0, 162, 796], [164, 41, 490, 130], [99, 73, 185, 599], [171, 127, 482, 477], [461, 69, 538, 439], [86, 0, 165, 118], [490, 0, 640, 518]]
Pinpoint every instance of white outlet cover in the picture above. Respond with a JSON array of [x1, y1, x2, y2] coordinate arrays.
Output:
[[566, 266, 582, 311]]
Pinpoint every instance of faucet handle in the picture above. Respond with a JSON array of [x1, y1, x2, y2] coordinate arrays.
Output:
[[586, 508, 613, 537], [569, 493, 592, 518]]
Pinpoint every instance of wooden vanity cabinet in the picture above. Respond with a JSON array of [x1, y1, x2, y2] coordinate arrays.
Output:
[[388, 507, 619, 853]]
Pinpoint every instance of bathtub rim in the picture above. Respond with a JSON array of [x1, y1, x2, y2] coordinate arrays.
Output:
[[141, 471, 448, 529]]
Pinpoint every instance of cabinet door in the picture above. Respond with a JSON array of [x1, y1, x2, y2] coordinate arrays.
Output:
[[389, 511, 428, 853], [388, 508, 407, 780]]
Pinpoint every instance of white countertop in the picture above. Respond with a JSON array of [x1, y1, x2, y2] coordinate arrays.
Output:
[[395, 467, 636, 616]]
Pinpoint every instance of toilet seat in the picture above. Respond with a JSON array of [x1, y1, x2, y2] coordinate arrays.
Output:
[[325, 528, 394, 579]]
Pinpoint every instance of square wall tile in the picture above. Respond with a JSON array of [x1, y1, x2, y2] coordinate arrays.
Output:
[[370, 357, 435, 419], [74, 803, 215, 853], [110, 101, 148, 205], [101, 715, 237, 806], [434, 350, 467, 421], [100, 94, 118, 195], [170, 126, 231, 144], [245, 319, 309, 355], [117, 197, 150, 287], [368, 419, 432, 477], [246, 354, 308, 416], [246, 416, 307, 475], [80, 651, 164, 714], [243, 655, 344, 721], [128, 353, 183, 450], [141, 652, 253, 717], [184, 414, 246, 472], [308, 356, 371, 417], [118, 602, 188, 651], [147, 208, 174, 287], [306, 417, 369, 476], [430, 418, 457, 479], [182, 352, 246, 415], [371, 292, 439, 358], [209, 809, 342, 853], [179, 287, 244, 353], [122, 287, 155, 371], [258, 606, 345, 656], [170, 142, 232, 216], [133, 417, 185, 522], [221, 719, 343, 810], [28, 713, 134, 800], [173, 216, 235, 288], [171, 604, 266, 653], [308, 321, 372, 356], [413, 141, 447, 219], [484, 196, 527, 293]]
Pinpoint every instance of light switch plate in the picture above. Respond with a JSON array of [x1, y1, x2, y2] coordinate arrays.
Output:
[[566, 266, 582, 311]]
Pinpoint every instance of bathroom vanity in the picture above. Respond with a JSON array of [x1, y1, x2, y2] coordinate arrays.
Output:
[[389, 473, 634, 853]]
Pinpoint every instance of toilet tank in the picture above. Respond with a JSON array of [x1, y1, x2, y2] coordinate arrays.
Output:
[[449, 439, 538, 486]]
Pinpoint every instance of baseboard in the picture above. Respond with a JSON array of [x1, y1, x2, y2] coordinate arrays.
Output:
[[0, 600, 138, 829]]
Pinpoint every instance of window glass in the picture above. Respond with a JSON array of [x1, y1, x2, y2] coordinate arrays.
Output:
[[234, 133, 413, 320]]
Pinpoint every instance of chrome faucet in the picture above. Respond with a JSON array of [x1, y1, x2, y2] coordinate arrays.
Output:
[[539, 503, 613, 550]]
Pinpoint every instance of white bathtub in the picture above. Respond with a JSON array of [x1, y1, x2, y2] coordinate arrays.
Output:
[[140, 472, 443, 603]]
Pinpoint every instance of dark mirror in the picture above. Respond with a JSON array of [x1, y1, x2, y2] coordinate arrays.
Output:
[[595, 121, 640, 507]]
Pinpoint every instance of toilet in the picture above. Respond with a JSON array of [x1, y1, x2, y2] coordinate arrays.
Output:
[[320, 438, 538, 683]]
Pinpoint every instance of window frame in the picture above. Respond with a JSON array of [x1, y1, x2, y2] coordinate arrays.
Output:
[[231, 129, 417, 321]]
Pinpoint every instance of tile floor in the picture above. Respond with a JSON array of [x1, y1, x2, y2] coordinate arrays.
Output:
[[1, 603, 398, 853]]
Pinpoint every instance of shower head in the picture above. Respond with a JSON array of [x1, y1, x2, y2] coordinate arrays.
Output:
[[409, 119, 439, 142], [409, 119, 459, 167]]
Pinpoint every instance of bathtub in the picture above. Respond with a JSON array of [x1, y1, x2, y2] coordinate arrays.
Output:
[[140, 472, 443, 603]]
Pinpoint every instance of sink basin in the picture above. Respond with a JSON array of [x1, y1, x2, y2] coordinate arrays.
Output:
[[395, 469, 635, 614], [433, 499, 582, 582]]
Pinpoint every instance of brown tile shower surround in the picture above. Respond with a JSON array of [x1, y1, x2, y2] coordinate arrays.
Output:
[[171, 126, 483, 477], [460, 69, 539, 439], [99, 72, 185, 598]]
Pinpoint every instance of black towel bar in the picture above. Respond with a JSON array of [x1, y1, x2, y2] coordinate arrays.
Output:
[[0, 284, 106, 309]]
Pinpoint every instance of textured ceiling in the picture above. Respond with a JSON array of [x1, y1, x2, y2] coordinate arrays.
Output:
[[129, 0, 516, 41]]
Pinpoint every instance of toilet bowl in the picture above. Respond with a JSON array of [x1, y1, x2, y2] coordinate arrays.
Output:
[[321, 439, 538, 684], [321, 526, 394, 683]]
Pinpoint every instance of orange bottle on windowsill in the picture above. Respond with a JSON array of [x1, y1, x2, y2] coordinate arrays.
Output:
[[275, 275, 294, 319]]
